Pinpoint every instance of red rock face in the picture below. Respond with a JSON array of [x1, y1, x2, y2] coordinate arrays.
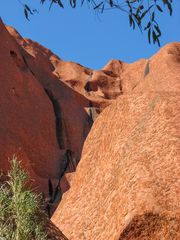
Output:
[[1, 18, 180, 240], [6, 25, 124, 170], [52, 43, 180, 239], [1, 19, 124, 203], [0, 19, 62, 196]]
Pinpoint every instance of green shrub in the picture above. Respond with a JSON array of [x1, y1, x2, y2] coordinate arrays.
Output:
[[0, 156, 47, 240]]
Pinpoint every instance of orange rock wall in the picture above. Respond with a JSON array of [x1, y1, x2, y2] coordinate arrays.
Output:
[[1, 17, 180, 240], [52, 43, 180, 239], [0, 19, 61, 195], [0, 19, 124, 199]]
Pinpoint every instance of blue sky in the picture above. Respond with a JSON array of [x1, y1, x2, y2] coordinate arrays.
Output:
[[0, 1, 180, 69]]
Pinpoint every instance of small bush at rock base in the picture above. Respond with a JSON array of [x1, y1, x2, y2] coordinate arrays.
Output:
[[0, 156, 47, 240]]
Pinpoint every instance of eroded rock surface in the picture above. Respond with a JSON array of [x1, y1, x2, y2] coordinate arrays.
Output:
[[0, 19, 62, 196], [1, 18, 180, 240], [1, 19, 125, 201], [52, 44, 180, 239]]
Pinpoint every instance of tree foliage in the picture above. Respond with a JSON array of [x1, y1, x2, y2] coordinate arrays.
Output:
[[18, 0, 173, 46], [0, 156, 47, 240]]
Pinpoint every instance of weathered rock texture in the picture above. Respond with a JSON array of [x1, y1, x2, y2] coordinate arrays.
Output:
[[0, 19, 61, 196], [0, 19, 124, 201], [46, 220, 68, 240], [1, 17, 180, 240], [52, 43, 180, 239]]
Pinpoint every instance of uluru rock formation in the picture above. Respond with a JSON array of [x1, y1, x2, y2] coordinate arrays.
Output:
[[52, 43, 180, 239], [0, 19, 61, 196], [0, 18, 123, 203], [0, 18, 180, 239]]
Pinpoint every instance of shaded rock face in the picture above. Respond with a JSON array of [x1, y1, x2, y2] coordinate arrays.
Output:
[[6, 25, 92, 171], [0, 19, 61, 195], [0, 20, 92, 213], [52, 43, 180, 239], [0, 19, 124, 202], [46, 220, 68, 240], [6, 25, 126, 171]]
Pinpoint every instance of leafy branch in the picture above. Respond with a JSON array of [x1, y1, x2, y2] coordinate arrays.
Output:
[[17, 0, 173, 46]]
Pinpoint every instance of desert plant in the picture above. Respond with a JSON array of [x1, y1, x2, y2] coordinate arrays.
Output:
[[0, 156, 47, 240]]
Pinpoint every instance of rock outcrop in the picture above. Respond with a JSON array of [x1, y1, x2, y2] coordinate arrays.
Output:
[[0, 19, 62, 196], [0, 17, 180, 240], [52, 43, 180, 239], [0, 19, 124, 201]]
